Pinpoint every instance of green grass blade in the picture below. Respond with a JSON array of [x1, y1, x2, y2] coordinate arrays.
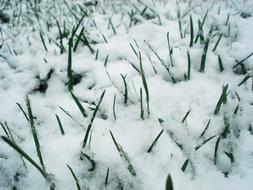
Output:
[[26, 96, 46, 171], [199, 27, 213, 72], [147, 129, 164, 153], [139, 52, 150, 116], [105, 167, 110, 186], [212, 34, 222, 52], [1, 136, 47, 179], [109, 131, 136, 176], [121, 74, 128, 105], [214, 137, 221, 165], [82, 90, 106, 148], [55, 114, 65, 135], [181, 159, 189, 172], [39, 32, 48, 52], [16, 102, 29, 121], [189, 15, 194, 47], [187, 50, 191, 80], [67, 164, 81, 190], [195, 135, 216, 151], [181, 110, 191, 123], [165, 174, 174, 190], [199, 119, 211, 138], [70, 92, 87, 118], [218, 55, 224, 72], [214, 84, 229, 115]]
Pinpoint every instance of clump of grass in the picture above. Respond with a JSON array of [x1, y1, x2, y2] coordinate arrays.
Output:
[[82, 90, 106, 149], [147, 129, 164, 153], [26, 96, 45, 171], [214, 84, 229, 115], [109, 131, 136, 176], [139, 52, 150, 116], [55, 114, 65, 135], [67, 164, 81, 190]]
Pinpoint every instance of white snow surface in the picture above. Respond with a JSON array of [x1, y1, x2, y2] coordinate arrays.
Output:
[[1, 0, 253, 189]]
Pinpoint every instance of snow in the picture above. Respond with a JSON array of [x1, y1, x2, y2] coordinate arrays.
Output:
[[1, 0, 253, 189]]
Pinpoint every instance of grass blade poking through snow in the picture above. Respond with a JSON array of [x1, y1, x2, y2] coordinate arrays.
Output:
[[165, 174, 174, 190], [218, 55, 224, 72], [213, 34, 223, 52], [181, 110, 190, 123], [199, 119, 211, 138], [214, 84, 229, 115], [121, 74, 128, 105], [105, 167, 110, 186], [189, 15, 194, 47], [113, 95, 117, 121], [140, 88, 144, 120], [71, 92, 88, 118], [67, 164, 81, 190], [1, 136, 48, 179], [139, 52, 150, 116], [109, 131, 136, 176], [26, 96, 46, 171], [39, 32, 48, 52], [68, 35, 74, 91], [181, 159, 189, 172], [199, 26, 213, 72], [147, 129, 164, 153], [55, 114, 65, 135], [82, 90, 106, 149], [16, 102, 29, 121], [214, 137, 221, 165], [167, 32, 174, 67], [187, 50, 191, 80]]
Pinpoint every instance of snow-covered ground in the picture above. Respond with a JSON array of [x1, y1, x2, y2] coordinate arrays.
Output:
[[1, 0, 253, 189]]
